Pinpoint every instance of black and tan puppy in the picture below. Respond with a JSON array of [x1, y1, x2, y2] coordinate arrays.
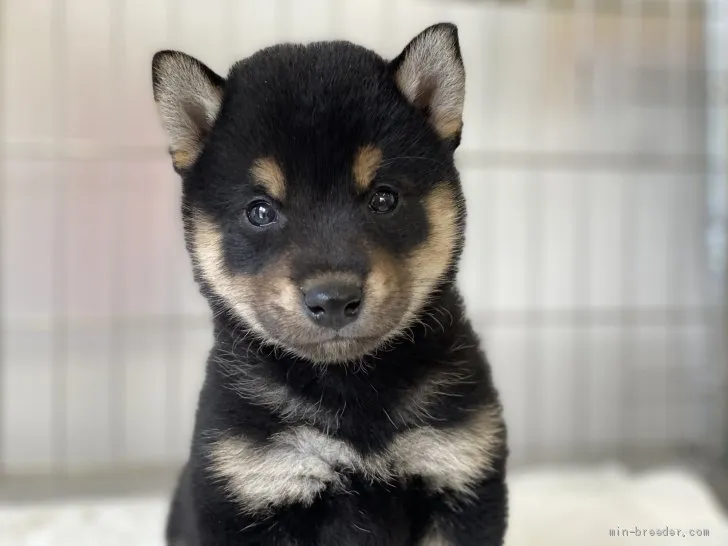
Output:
[[152, 23, 508, 546]]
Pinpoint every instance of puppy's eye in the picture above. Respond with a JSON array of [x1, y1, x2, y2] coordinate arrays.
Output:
[[369, 189, 398, 214], [246, 200, 278, 227]]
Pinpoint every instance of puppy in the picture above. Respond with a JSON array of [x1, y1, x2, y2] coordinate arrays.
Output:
[[152, 23, 508, 546]]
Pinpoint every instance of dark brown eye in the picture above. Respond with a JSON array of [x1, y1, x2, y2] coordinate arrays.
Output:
[[369, 189, 398, 214], [246, 200, 278, 227]]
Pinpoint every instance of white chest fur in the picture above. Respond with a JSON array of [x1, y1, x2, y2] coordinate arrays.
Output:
[[207, 404, 503, 514]]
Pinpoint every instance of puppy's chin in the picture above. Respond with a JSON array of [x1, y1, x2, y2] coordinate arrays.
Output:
[[286, 337, 386, 364]]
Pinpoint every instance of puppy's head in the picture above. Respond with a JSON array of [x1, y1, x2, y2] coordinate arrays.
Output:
[[152, 24, 467, 363]]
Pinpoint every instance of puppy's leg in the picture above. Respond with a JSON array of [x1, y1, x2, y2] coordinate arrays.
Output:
[[419, 472, 508, 546]]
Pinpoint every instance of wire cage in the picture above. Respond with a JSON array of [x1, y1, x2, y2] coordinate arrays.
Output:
[[0, 0, 726, 506]]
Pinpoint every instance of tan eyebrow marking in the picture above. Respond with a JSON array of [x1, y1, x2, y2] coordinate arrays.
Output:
[[171, 150, 193, 170], [353, 145, 383, 192], [250, 157, 286, 201]]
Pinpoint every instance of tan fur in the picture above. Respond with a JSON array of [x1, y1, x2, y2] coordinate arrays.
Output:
[[265, 259, 300, 318], [394, 28, 465, 140], [250, 157, 286, 201], [435, 118, 463, 141], [153, 52, 224, 169], [366, 248, 401, 302], [208, 402, 503, 513], [207, 432, 345, 514], [352, 145, 383, 192], [172, 150, 193, 171], [397, 183, 461, 333], [361, 247, 408, 335], [207, 426, 389, 514], [191, 211, 265, 334], [389, 402, 504, 495], [191, 211, 304, 347]]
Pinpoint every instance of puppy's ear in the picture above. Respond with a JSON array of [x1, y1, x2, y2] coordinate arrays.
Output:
[[152, 51, 225, 172], [391, 23, 465, 147]]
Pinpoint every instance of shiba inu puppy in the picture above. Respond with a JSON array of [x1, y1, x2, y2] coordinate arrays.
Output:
[[152, 22, 508, 546]]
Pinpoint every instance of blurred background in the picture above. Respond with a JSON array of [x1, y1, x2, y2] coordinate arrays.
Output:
[[1, 0, 728, 544]]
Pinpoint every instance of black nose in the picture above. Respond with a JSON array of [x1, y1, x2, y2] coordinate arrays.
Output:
[[302, 279, 363, 329]]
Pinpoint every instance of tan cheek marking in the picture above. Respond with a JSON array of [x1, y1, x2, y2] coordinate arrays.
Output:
[[353, 145, 383, 192], [262, 258, 297, 310], [363, 248, 406, 323], [190, 210, 264, 332], [389, 402, 504, 495], [262, 259, 315, 341], [271, 275, 300, 315], [403, 183, 461, 319], [250, 157, 286, 201]]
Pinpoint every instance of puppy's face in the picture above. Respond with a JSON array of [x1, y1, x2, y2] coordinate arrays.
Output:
[[152, 24, 467, 363]]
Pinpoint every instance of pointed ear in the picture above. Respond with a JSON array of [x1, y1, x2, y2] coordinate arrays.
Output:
[[391, 23, 465, 146], [152, 50, 225, 172]]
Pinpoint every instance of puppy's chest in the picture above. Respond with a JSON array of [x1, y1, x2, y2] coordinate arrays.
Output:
[[268, 426, 430, 486], [208, 410, 502, 514]]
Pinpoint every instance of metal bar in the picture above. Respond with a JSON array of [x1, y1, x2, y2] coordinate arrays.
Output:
[[0, 0, 6, 478], [482, 3, 499, 329], [618, 0, 642, 462], [481, 0, 505, 448], [666, 0, 689, 459], [573, 0, 595, 459], [704, 0, 728, 467], [108, 0, 126, 466], [50, 0, 68, 476], [523, 0, 548, 460]]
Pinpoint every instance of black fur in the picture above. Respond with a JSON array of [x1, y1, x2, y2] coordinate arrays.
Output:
[[154, 23, 508, 546]]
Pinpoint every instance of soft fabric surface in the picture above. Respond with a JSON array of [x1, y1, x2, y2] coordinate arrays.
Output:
[[2, 465, 727, 545]]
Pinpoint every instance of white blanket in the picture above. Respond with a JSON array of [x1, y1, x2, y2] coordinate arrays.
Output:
[[1, 465, 727, 545]]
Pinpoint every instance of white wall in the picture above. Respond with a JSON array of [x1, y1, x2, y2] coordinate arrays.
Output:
[[0, 0, 720, 473]]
